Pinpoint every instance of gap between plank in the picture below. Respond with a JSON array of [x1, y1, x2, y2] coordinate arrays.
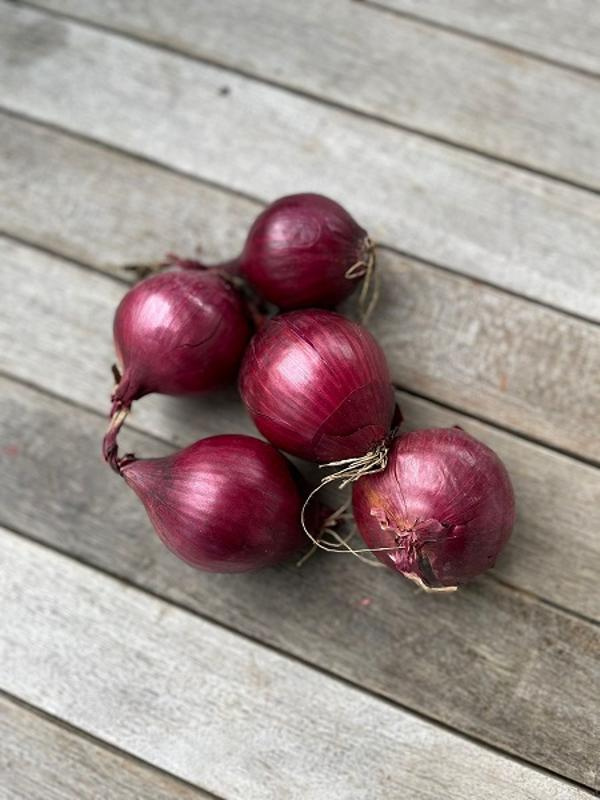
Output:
[[1, 107, 599, 330], [0, 229, 131, 288], [0, 106, 265, 207], [0, 690, 225, 800], [485, 572, 600, 629], [0, 363, 598, 631], [0, 522, 596, 795], [0, 366, 178, 452], [355, 0, 600, 81], [395, 382, 600, 471], [12, 0, 600, 199]]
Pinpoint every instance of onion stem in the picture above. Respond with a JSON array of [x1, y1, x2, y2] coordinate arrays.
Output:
[[102, 404, 132, 474], [345, 237, 379, 324], [299, 435, 404, 562]]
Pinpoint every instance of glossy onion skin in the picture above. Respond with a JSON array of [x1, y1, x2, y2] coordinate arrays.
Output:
[[239, 193, 371, 309], [113, 269, 251, 408], [352, 428, 515, 588], [122, 435, 309, 572], [239, 310, 396, 463]]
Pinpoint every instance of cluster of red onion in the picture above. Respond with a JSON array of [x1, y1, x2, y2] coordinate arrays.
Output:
[[103, 193, 515, 589]]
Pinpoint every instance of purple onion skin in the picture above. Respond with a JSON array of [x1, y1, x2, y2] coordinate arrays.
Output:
[[238, 193, 371, 309], [352, 428, 515, 588], [113, 269, 251, 410], [121, 435, 311, 572], [239, 310, 396, 463]]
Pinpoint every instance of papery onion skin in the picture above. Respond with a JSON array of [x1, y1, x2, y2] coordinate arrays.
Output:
[[352, 428, 515, 588], [112, 269, 252, 411], [121, 434, 313, 572], [239, 310, 396, 463], [238, 193, 372, 309]]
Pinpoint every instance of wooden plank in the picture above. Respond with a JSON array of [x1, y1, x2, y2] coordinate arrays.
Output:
[[0, 695, 213, 800], [373, 0, 600, 76], [0, 529, 595, 797], [1, 380, 600, 789], [30, 0, 600, 191], [1, 123, 599, 462], [1, 5, 600, 322]]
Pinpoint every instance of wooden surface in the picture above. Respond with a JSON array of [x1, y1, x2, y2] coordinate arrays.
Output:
[[0, 1, 599, 797], [3, 2, 600, 323], [24, 0, 600, 189], [0, 696, 213, 800], [373, 0, 600, 75], [0, 531, 593, 800]]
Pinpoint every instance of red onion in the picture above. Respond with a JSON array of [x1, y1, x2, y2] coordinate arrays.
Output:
[[103, 269, 252, 469], [113, 269, 251, 401], [352, 428, 515, 589], [239, 310, 397, 463], [119, 434, 320, 572], [237, 194, 374, 309]]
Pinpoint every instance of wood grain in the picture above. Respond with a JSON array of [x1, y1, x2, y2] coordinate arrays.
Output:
[[373, 0, 600, 76], [1, 528, 596, 797], [1, 124, 599, 461], [2, 4, 600, 321], [0, 695, 213, 800], [29, 0, 600, 190], [0, 114, 258, 271], [1, 377, 600, 789]]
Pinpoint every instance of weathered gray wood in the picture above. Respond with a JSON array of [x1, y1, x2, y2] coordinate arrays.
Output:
[[1, 529, 596, 797], [1, 377, 600, 789], [30, 0, 600, 191], [375, 0, 600, 76], [1, 174, 598, 463], [2, 4, 600, 322], [373, 260, 600, 463], [0, 114, 257, 272], [1, 4, 597, 794], [0, 695, 213, 800]]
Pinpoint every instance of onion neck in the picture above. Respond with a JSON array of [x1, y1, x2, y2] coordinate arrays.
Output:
[[103, 406, 133, 473], [102, 366, 139, 474], [123, 254, 242, 280], [166, 253, 243, 278]]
